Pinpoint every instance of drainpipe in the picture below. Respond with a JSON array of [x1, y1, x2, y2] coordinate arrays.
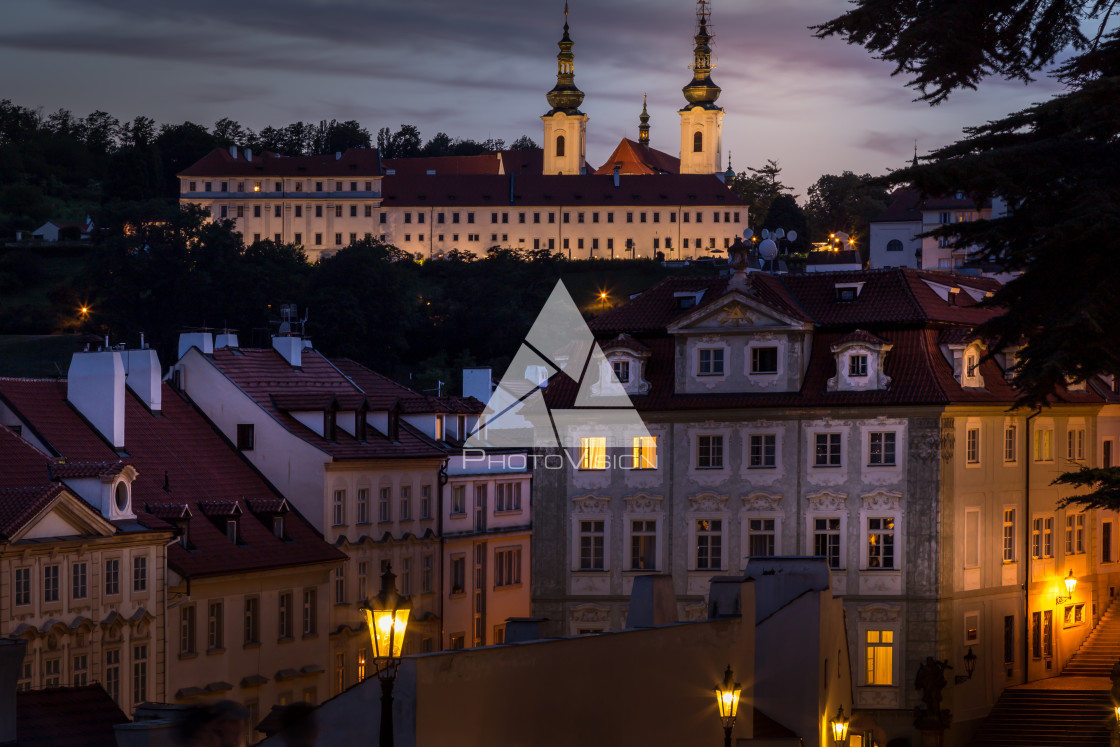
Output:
[[1023, 406, 1042, 684], [438, 458, 449, 650], [795, 415, 804, 554]]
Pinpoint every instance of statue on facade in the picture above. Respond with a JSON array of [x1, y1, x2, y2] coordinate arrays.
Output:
[[913, 656, 953, 730]]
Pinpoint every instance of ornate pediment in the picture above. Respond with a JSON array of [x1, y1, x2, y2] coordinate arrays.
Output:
[[623, 493, 664, 514], [741, 492, 783, 511], [667, 290, 809, 336], [806, 489, 848, 512], [571, 494, 611, 514], [861, 489, 902, 511], [688, 492, 729, 512], [570, 604, 610, 623], [857, 603, 902, 623], [11, 489, 119, 542]]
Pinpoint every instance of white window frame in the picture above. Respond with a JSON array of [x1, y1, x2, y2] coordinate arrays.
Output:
[[692, 517, 726, 571], [1033, 421, 1055, 462], [696, 345, 727, 377], [1004, 421, 1018, 463], [868, 431, 897, 466], [1002, 507, 1017, 563], [966, 425, 981, 465], [1065, 513, 1086, 555], [743, 514, 781, 561], [747, 343, 780, 376], [696, 433, 725, 470], [1032, 515, 1054, 558], [747, 433, 778, 469], [571, 509, 611, 573], [807, 511, 847, 571], [626, 516, 661, 571], [814, 432, 843, 467]]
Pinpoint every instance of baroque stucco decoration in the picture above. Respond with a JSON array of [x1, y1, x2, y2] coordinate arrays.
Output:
[[571, 494, 611, 514], [741, 491, 783, 511], [861, 489, 903, 511], [624, 493, 664, 513], [570, 604, 610, 623], [806, 489, 848, 512], [857, 603, 903, 623], [688, 492, 729, 512]]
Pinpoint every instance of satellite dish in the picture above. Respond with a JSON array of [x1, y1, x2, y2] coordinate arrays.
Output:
[[759, 238, 778, 261], [786, 230, 798, 242], [743, 228, 753, 240], [773, 228, 785, 239], [761, 229, 771, 240], [710, 248, 725, 254]]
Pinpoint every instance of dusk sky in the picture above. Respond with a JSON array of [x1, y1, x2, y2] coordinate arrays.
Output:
[[1, 0, 1065, 195]]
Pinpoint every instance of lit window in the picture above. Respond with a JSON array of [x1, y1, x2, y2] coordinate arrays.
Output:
[[866, 630, 894, 685], [1034, 428, 1053, 461], [632, 436, 657, 469], [867, 517, 895, 568], [1003, 509, 1016, 562], [815, 433, 842, 467], [579, 437, 607, 470], [695, 519, 722, 570], [869, 432, 896, 466]]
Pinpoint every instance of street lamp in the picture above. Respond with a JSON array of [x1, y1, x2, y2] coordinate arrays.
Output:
[[1056, 569, 1077, 605], [598, 291, 608, 314], [830, 705, 850, 745], [713, 664, 742, 747], [359, 565, 412, 747], [955, 646, 978, 684]]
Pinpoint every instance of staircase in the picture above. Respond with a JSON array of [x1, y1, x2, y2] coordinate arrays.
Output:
[[968, 599, 1120, 747]]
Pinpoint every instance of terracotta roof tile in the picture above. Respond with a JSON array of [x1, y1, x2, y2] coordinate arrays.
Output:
[[593, 139, 681, 175], [18, 684, 129, 747], [178, 147, 381, 178]]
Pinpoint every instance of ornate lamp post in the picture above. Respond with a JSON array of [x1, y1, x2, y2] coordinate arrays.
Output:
[[359, 566, 412, 747], [1056, 569, 1077, 604], [830, 705, 850, 745], [713, 665, 742, 747]]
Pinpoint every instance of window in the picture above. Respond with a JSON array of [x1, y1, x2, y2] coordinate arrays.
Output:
[[220, 205, 228, 219], [495, 548, 521, 587], [226, 519, 238, 544], [866, 630, 894, 685], [693, 131, 703, 152], [14, 567, 30, 606], [451, 485, 466, 515], [747, 518, 776, 557], [814, 518, 843, 568], [867, 517, 895, 568], [294, 233, 302, 244], [695, 519, 723, 570], [302, 589, 317, 636], [400, 486, 412, 520], [279, 592, 293, 638], [421, 485, 432, 519], [105, 650, 120, 704], [450, 634, 466, 650], [44, 657, 61, 688], [451, 555, 466, 593], [849, 354, 868, 377], [579, 437, 607, 470], [315, 233, 322, 245], [72, 562, 87, 599], [697, 435, 724, 469], [579, 520, 605, 570], [357, 488, 370, 524], [1034, 427, 1053, 461], [750, 347, 778, 374], [629, 520, 658, 570], [749, 434, 776, 468], [133, 645, 147, 703], [1004, 424, 1017, 462], [105, 558, 120, 595], [244, 597, 259, 645], [378, 488, 391, 522], [496, 482, 522, 511], [885, 239, 904, 252], [272, 515, 284, 539], [72, 654, 88, 687], [612, 360, 630, 383], [357, 649, 367, 682], [556, 135, 565, 157], [1032, 517, 1054, 558], [334, 567, 346, 604], [133, 556, 147, 592], [1068, 428, 1086, 461], [815, 433, 842, 467], [869, 432, 896, 466], [422, 555, 433, 594], [630, 436, 657, 469], [1106, 521, 1115, 564], [966, 427, 980, 464], [335, 233, 342, 245], [1066, 514, 1085, 554], [698, 348, 724, 375], [180, 605, 196, 655], [1003, 509, 1016, 562], [208, 601, 224, 650]]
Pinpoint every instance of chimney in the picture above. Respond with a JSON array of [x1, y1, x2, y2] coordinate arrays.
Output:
[[124, 348, 162, 412], [613, 165, 620, 188], [214, 331, 239, 349], [272, 335, 302, 367], [504, 618, 548, 644], [177, 332, 214, 360], [244, 148, 252, 162], [68, 350, 126, 449], [335, 151, 342, 161], [0, 639, 27, 745], [229, 145, 238, 159], [625, 575, 678, 627], [462, 368, 492, 404]]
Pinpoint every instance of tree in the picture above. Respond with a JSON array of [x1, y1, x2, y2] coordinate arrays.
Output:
[[760, 194, 810, 253], [729, 160, 793, 230], [310, 119, 372, 154], [212, 117, 251, 147], [509, 135, 539, 150], [377, 124, 422, 159], [804, 171, 891, 255]]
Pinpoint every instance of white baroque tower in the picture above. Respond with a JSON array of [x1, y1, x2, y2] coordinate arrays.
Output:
[[679, 1, 723, 175], [541, 3, 588, 175]]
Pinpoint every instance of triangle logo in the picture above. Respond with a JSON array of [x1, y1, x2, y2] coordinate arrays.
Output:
[[465, 280, 652, 449]]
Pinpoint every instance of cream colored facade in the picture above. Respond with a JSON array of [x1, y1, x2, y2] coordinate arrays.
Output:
[[541, 112, 588, 175], [679, 106, 724, 175], [1, 488, 172, 717]]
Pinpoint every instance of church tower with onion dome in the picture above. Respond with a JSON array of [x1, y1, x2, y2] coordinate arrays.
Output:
[[679, 0, 724, 174], [541, 3, 588, 175]]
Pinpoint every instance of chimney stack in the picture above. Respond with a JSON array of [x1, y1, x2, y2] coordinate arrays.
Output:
[[625, 575, 678, 627], [215, 331, 239, 350], [613, 165, 621, 188], [68, 350, 126, 449], [273, 335, 302, 368], [177, 332, 214, 360], [229, 145, 238, 159], [124, 348, 162, 412], [244, 148, 253, 162]]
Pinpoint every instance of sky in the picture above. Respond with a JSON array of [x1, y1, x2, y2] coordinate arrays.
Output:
[[0, 0, 1066, 196]]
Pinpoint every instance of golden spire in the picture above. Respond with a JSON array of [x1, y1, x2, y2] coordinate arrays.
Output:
[[638, 94, 650, 147], [546, 2, 585, 113], [682, 0, 722, 110]]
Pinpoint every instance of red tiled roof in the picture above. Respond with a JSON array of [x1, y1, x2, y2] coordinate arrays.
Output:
[[204, 349, 446, 461], [499, 149, 545, 174], [383, 152, 505, 176], [178, 147, 381, 178], [593, 139, 680, 175], [331, 358, 483, 414], [381, 172, 743, 209], [834, 329, 889, 346], [51, 460, 128, 479], [601, 333, 651, 354], [0, 378, 344, 578], [18, 685, 129, 747]]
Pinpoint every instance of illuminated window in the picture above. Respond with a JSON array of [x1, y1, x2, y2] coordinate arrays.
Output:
[[866, 630, 894, 685], [867, 517, 895, 568], [869, 432, 896, 466], [1003, 508, 1016, 562], [632, 436, 657, 469], [579, 437, 607, 470], [1032, 516, 1054, 558], [695, 519, 722, 569], [357, 649, 367, 681], [1034, 427, 1053, 461]]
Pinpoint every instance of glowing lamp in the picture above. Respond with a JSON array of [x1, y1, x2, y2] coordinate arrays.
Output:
[[830, 705, 850, 745], [1114, 704, 1120, 733], [714, 665, 741, 747], [1056, 569, 1077, 604], [359, 566, 412, 666]]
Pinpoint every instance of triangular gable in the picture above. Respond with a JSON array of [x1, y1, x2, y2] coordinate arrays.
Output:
[[667, 290, 810, 334], [10, 489, 117, 542]]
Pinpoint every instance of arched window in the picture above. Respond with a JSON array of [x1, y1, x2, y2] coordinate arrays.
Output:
[[886, 239, 904, 252], [693, 131, 703, 153], [556, 135, 566, 158]]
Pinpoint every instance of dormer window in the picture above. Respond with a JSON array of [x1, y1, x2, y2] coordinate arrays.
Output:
[[457, 415, 467, 439], [226, 519, 239, 544], [750, 347, 778, 375], [115, 482, 130, 513], [355, 412, 367, 442], [273, 515, 285, 539], [324, 409, 337, 441], [180, 524, 190, 548], [613, 360, 630, 384], [698, 348, 724, 376], [966, 354, 978, 377], [435, 415, 445, 441], [956, 341, 986, 388], [834, 283, 864, 302], [849, 355, 868, 377]]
